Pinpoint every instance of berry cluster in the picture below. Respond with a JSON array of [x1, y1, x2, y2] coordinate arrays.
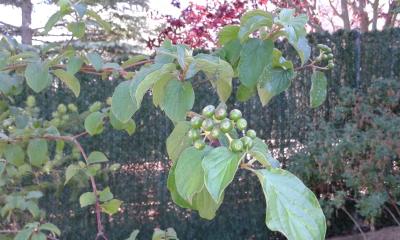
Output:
[[188, 105, 257, 153], [315, 44, 335, 70]]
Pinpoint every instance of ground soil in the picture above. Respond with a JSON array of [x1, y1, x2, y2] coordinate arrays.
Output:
[[328, 226, 400, 240]]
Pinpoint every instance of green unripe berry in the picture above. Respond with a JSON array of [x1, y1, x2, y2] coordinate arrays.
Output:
[[52, 112, 59, 118], [241, 136, 254, 149], [26, 95, 36, 107], [202, 105, 215, 118], [210, 127, 221, 139], [246, 129, 257, 139], [68, 103, 78, 112], [229, 109, 242, 121], [316, 44, 325, 49], [322, 54, 328, 60], [193, 139, 206, 150], [89, 101, 102, 113], [220, 119, 233, 133], [190, 116, 203, 129], [236, 118, 248, 131], [202, 118, 214, 131], [230, 139, 243, 152], [214, 107, 227, 120], [328, 62, 335, 69], [188, 129, 201, 140], [327, 53, 334, 59], [62, 115, 69, 121], [57, 104, 67, 114]]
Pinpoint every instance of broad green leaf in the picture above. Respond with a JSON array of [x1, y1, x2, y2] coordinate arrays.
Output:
[[26, 191, 43, 199], [161, 79, 194, 122], [25, 201, 40, 218], [84, 112, 104, 136], [74, 3, 87, 17], [186, 54, 233, 102], [110, 111, 136, 135], [255, 168, 326, 240], [239, 10, 273, 42], [4, 144, 25, 167], [86, 52, 103, 71], [66, 56, 84, 74], [27, 139, 48, 167], [202, 146, 242, 203], [87, 151, 108, 164], [152, 74, 178, 107], [166, 121, 191, 162], [112, 80, 137, 123], [30, 232, 46, 240], [67, 22, 85, 38], [14, 228, 33, 240], [238, 39, 273, 88], [25, 61, 51, 93], [43, 11, 63, 34], [79, 192, 96, 207], [167, 164, 192, 208], [125, 229, 140, 240], [121, 55, 148, 68], [53, 69, 80, 97], [249, 138, 280, 168], [175, 147, 209, 203], [65, 164, 80, 185], [236, 84, 255, 102], [219, 39, 241, 68], [39, 223, 61, 236], [218, 25, 239, 45], [192, 187, 223, 220], [155, 40, 177, 64], [85, 164, 101, 177], [0, 73, 23, 95], [135, 63, 176, 106], [290, 36, 311, 66], [310, 71, 327, 108], [87, 10, 111, 32], [176, 44, 192, 69], [100, 199, 122, 215], [99, 187, 114, 202]]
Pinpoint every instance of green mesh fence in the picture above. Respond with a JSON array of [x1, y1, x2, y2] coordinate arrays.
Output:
[[15, 29, 400, 239]]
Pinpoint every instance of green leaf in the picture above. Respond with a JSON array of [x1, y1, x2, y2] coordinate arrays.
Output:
[[110, 111, 136, 135], [79, 192, 96, 208], [14, 228, 33, 240], [87, 10, 111, 32], [30, 232, 46, 240], [86, 52, 103, 71], [67, 22, 85, 38], [175, 147, 209, 203], [255, 168, 326, 240], [238, 39, 273, 88], [176, 44, 192, 69], [26, 201, 41, 218], [100, 199, 122, 215], [236, 84, 255, 102], [310, 71, 327, 108], [121, 55, 148, 68], [125, 229, 140, 240], [84, 112, 104, 136], [167, 164, 192, 209], [166, 121, 191, 162], [290, 36, 311, 66], [218, 25, 239, 45], [4, 145, 25, 167], [99, 187, 114, 202], [0, 73, 23, 95], [26, 191, 43, 199], [155, 40, 177, 64], [52, 69, 80, 97], [249, 138, 280, 168], [27, 139, 48, 167], [135, 63, 176, 106], [161, 79, 194, 122], [219, 39, 241, 68], [87, 151, 108, 164], [66, 56, 84, 75], [43, 11, 63, 34], [111, 80, 137, 123], [192, 187, 223, 220], [74, 3, 87, 17], [65, 164, 80, 185], [186, 54, 234, 102], [239, 10, 273, 42], [202, 146, 242, 203], [25, 61, 51, 93], [39, 223, 61, 236]]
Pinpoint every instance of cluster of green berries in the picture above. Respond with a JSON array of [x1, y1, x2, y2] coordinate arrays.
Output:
[[188, 105, 257, 153], [316, 44, 334, 69], [50, 103, 78, 127]]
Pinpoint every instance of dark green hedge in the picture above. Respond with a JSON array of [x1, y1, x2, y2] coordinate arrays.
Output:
[[19, 28, 400, 239]]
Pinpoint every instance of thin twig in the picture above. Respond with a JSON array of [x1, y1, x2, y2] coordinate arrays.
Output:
[[383, 205, 400, 226], [340, 207, 367, 240]]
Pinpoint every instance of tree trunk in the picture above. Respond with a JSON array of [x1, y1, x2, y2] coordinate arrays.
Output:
[[20, 0, 32, 45], [371, 0, 379, 31], [340, 0, 351, 30], [357, 0, 369, 32], [384, 1, 399, 29]]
